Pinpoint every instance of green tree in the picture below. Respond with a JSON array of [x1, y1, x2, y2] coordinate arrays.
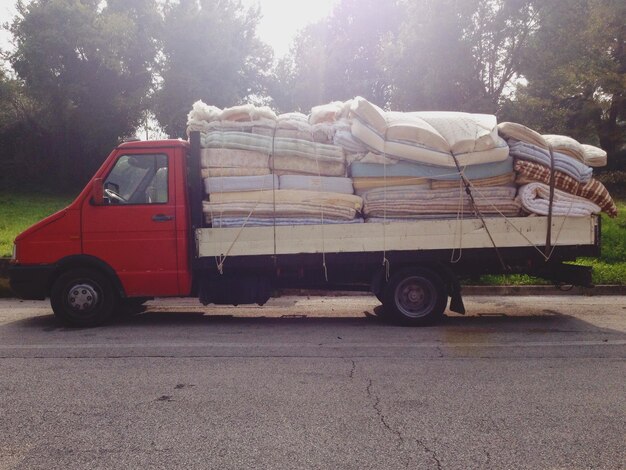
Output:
[[154, 0, 272, 137], [271, 0, 401, 111], [503, 0, 625, 165], [8, 0, 161, 188], [385, 0, 537, 113]]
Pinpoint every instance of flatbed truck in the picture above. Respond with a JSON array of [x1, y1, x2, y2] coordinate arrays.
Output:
[[9, 132, 599, 326]]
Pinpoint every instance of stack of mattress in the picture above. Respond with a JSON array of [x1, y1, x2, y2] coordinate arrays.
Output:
[[187, 98, 617, 227], [498, 122, 617, 218], [346, 97, 519, 220], [190, 101, 363, 227]]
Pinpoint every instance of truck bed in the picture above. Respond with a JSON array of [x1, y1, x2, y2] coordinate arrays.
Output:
[[197, 215, 598, 257]]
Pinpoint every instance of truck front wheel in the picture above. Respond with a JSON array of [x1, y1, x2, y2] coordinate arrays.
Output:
[[51, 268, 118, 327], [382, 267, 447, 326]]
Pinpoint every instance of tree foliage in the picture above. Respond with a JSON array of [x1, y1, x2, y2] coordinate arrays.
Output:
[[0, 0, 624, 189], [271, 0, 401, 111], [154, 0, 272, 137], [502, 0, 625, 165], [384, 0, 537, 113], [5, 0, 160, 188]]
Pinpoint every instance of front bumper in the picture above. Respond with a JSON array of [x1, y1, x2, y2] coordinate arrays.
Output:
[[8, 265, 54, 300]]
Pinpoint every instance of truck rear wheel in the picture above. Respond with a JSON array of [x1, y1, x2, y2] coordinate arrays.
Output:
[[51, 268, 118, 327], [382, 267, 447, 326]]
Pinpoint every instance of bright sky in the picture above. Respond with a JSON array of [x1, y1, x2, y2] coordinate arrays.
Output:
[[244, 0, 337, 57], [0, 0, 337, 58]]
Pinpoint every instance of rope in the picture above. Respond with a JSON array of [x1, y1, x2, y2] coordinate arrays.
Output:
[[545, 144, 556, 257], [381, 126, 390, 280], [449, 176, 466, 263], [450, 152, 508, 271], [212, 123, 277, 274], [311, 127, 329, 282]]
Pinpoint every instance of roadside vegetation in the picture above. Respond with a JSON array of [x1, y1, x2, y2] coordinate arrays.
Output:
[[0, 192, 75, 257], [475, 192, 625, 286]]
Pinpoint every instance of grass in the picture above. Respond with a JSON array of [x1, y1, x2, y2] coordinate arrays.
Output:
[[573, 199, 626, 284], [473, 199, 626, 286], [0, 192, 76, 257]]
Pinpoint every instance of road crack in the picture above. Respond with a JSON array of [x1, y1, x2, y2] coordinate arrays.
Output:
[[415, 437, 442, 470], [366, 379, 405, 450], [349, 359, 356, 379]]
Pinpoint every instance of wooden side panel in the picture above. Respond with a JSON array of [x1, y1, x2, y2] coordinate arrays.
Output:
[[197, 216, 597, 258]]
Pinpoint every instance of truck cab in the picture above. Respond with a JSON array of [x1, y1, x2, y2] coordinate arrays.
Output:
[[10, 139, 193, 326]]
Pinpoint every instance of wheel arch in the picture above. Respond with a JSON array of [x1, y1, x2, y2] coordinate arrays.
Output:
[[50, 255, 126, 299], [371, 260, 465, 315], [371, 261, 456, 295]]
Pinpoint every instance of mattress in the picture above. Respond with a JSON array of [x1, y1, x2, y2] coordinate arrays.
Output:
[[333, 120, 369, 153], [279, 175, 354, 194], [201, 131, 273, 154], [542, 135, 585, 163], [349, 156, 514, 180], [271, 156, 346, 176], [208, 216, 364, 227], [201, 167, 271, 178], [220, 103, 277, 122], [430, 172, 515, 189], [581, 144, 607, 168], [362, 185, 517, 204], [200, 148, 270, 169], [204, 174, 278, 194], [364, 199, 521, 218], [352, 177, 430, 195], [209, 189, 362, 210], [272, 138, 344, 161], [349, 97, 509, 166], [517, 182, 601, 217], [274, 117, 335, 144], [361, 185, 519, 218], [514, 160, 617, 217], [269, 137, 347, 176], [497, 122, 547, 149], [509, 140, 592, 183]]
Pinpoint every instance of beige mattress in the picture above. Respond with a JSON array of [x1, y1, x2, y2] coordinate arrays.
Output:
[[350, 97, 509, 167]]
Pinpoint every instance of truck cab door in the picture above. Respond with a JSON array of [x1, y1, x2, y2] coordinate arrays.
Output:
[[82, 151, 180, 297]]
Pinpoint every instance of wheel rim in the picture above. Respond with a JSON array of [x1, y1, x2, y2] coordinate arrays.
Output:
[[66, 283, 100, 314], [394, 276, 437, 319]]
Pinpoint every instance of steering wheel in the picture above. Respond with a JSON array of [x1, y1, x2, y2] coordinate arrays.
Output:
[[104, 187, 127, 204]]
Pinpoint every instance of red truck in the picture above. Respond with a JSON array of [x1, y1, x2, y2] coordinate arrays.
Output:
[[9, 132, 599, 327]]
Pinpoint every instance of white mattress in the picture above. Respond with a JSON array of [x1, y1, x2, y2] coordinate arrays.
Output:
[[350, 97, 509, 167], [279, 175, 354, 194], [204, 175, 278, 194]]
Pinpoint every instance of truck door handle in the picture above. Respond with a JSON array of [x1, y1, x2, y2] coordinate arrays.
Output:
[[152, 214, 174, 222]]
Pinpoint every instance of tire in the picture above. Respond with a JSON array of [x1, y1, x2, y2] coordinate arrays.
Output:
[[382, 267, 447, 326], [50, 268, 118, 327]]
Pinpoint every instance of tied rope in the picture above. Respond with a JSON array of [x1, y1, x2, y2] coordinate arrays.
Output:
[[450, 150, 508, 272], [545, 144, 556, 258], [311, 126, 329, 282], [212, 121, 277, 274], [381, 125, 390, 281]]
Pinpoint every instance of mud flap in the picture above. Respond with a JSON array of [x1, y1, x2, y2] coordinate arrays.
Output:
[[541, 263, 593, 288], [446, 270, 465, 315]]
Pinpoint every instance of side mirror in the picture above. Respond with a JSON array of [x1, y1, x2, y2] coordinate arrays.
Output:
[[92, 178, 105, 205]]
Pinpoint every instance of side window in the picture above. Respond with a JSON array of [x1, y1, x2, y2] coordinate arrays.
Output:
[[104, 154, 168, 204]]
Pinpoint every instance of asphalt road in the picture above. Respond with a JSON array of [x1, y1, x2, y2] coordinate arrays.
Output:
[[1, 295, 625, 469]]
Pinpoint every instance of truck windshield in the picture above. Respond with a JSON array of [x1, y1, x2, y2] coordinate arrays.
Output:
[[104, 154, 168, 204]]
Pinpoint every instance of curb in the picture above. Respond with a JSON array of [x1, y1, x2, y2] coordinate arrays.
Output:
[[461, 285, 626, 296]]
